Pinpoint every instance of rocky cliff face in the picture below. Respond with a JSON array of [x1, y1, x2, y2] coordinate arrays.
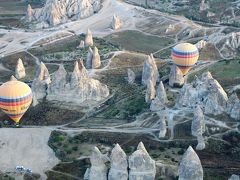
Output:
[[26, 0, 102, 27], [176, 72, 228, 116], [47, 60, 109, 104], [108, 144, 128, 180], [227, 93, 240, 121], [150, 81, 168, 111], [128, 142, 156, 180], [15, 58, 26, 79], [31, 62, 51, 100], [111, 14, 123, 30], [85, 147, 108, 180], [192, 106, 206, 150], [169, 65, 184, 88], [178, 146, 203, 180], [142, 54, 159, 87]]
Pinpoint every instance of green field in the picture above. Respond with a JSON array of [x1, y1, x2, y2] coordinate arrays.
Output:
[[188, 59, 240, 88], [104, 30, 174, 54]]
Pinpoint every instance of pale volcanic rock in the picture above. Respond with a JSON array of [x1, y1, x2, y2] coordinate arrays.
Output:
[[165, 24, 175, 34], [142, 54, 159, 87], [129, 142, 156, 180], [85, 29, 94, 47], [47, 61, 109, 104], [26, 0, 101, 27], [26, 4, 33, 22], [79, 40, 85, 49], [200, 0, 209, 11], [92, 46, 101, 68], [195, 40, 207, 50], [15, 58, 26, 79], [47, 64, 67, 93], [86, 47, 93, 69], [10, 75, 17, 81], [192, 106, 206, 150], [229, 175, 240, 180], [108, 144, 128, 180], [86, 46, 101, 69], [150, 81, 168, 111], [31, 62, 51, 100], [145, 80, 156, 103], [178, 146, 203, 180], [32, 93, 39, 107], [158, 112, 167, 138], [177, 72, 228, 116], [127, 68, 136, 84], [191, 106, 205, 137], [111, 14, 123, 30], [88, 147, 108, 180], [169, 65, 184, 88], [227, 93, 240, 121]]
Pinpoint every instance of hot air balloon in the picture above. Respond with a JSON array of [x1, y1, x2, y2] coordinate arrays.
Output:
[[171, 43, 199, 75], [0, 77, 32, 123]]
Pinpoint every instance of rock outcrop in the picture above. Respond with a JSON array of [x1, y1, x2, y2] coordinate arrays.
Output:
[[208, 32, 240, 58], [127, 68, 136, 84], [79, 40, 85, 49], [192, 106, 206, 150], [108, 144, 128, 180], [85, 147, 108, 180], [227, 93, 240, 121], [129, 142, 156, 180], [86, 46, 101, 69], [86, 47, 93, 69], [200, 0, 209, 11], [195, 40, 207, 50], [15, 58, 26, 79], [150, 81, 168, 111], [85, 29, 94, 47], [111, 14, 123, 30], [169, 65, 184, 88], [10, 75, 17, 81], [47, 60, 109, 104], [165, 24, 175, 34], [229, 175, 240, 180], [176, 72, 228, 116], [26, 4, 33, 22], [92, 46, 101, 68], [158, 111, 167, 138], [26, 0, 102, 27], [142, 54, 159, 87], [31, 62, 51, 100], [179, 146, 203, 180], [145, 80, 156, 103]]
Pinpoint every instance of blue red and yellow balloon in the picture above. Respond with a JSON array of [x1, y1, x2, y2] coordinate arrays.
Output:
[[0, 78, 32, 123], [171, 43, 199, 75]]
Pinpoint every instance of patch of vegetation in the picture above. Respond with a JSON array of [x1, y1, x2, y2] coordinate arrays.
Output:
[[187, 59, 240, 88], [0, 101, 84, 126], [104, 30, 174, 54]]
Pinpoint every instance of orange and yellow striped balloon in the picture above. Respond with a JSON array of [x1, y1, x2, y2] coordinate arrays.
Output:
[[0, 79, 32, 123], [171, 43, 199, 75]]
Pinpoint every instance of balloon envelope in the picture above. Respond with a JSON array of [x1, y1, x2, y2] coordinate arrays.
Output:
[[172, 43, 199, 75], [0, 79, 32, 123]]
